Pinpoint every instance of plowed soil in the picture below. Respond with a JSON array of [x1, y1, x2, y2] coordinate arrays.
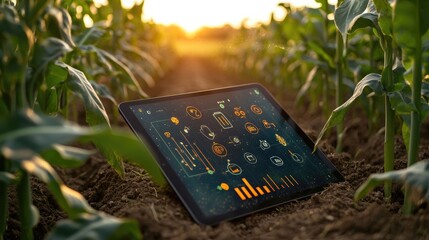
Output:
[[6, 56, 429, 239]]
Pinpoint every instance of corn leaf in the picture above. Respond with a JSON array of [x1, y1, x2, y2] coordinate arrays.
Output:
[[116, 56, 156, 88], [349, 12, 378, 33], [56, 61, 110, 126], [0, 109, 90, 154], [80, 45, 147, 97], [82, 130, 166, 185], [314, 73, 383, 150], [18, 156, 95, 219], [393, 0, 429, 49], [355, 160, 429, 202], [41, 144, 95, 169], [31, 38, 72, 82], [296, 65, 319, 104], [373, 0, 393, 36], [334, 0, 370, 46], [96, 48, 148, 97], [75, 25, 106, 46], [0, 110, 164, 184], [90, 81, 118, 105], [46, 213, 142, 240], [0, 172, 16, 184], [45, 7, 75, 48], [121, 42, 164, 77]]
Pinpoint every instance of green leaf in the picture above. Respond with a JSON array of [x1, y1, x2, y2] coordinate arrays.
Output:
[[296, 65, 319, 104], [80, 45, 147, 97], [355, 160, 429, 202], [121, 42, 164, 77], [45, 7, 76, 48], [373, 0, 393, 36], [84, 129, 166, 185], [75, 26, 106, 46], [388, 91, 416, 114], [38, 87, 58, 114], [90, 81, 118, 105], [28, 0, 51, 25], [20, 156, 95, 219], [349, 12, 378, 33], [0, 5, 32, 56], [46, 213, 142, 240], [307, 41, 335, 68], [32, 38, 72, 80], [56, 61, 110, 126], [41, 144, 95, 168], [116, 56, 156, 88], [0, 109, 91, 155], [46, 62, 68, 88], [0, 171, 16, 184], [402, 119, 411, 155], [314, 73, 383, 149], [334, 0, 370, 46], [393, 0, 429, 49]]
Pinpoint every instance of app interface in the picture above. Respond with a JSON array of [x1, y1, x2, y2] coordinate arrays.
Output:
[[130, 87, 340, 218]]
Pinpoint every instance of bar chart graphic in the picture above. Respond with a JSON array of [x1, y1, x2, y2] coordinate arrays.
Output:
[[232, 175, 299, 201]]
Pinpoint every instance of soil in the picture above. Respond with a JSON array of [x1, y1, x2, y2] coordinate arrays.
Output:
[[5, 56, 429, 239]]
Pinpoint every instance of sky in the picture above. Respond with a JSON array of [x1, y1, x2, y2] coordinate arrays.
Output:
[[101, 0, 337, 34]]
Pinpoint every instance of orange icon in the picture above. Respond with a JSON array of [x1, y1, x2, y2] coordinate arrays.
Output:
[[250, 105, 263, 115], [186, 106, 202, 119], [171, 117, 179, 125], [164, 132, 171, 138], [220, 183, 230, 191], [212, 142, 227, 157], [275, 133, 287, 146], [245, 122, 259, 134], [233, 107, 246, 118], [262, 120, 276, 128]]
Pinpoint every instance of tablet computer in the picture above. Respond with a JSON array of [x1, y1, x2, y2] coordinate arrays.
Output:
[[119, 83, 344, 225]]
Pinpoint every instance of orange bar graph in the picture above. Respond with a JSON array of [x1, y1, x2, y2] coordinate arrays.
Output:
[[241, 187, 252, 198], [242, 178, 258, 197], [234, 188, 246, 200], [232, 175, 298, 201], [256, 187, 264, 195], [263, 185, 271, 193]]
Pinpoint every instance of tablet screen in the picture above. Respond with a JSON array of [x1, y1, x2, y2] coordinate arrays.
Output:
[[119, 83, 343, 225]]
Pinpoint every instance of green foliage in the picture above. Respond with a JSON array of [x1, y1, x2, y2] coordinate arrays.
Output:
[[0, 109, 164, 238], [393, 0, 429, 50], [1, 0, 174, 238], [355, 160, 429, 203], [314, 73, 383, 149], [334, 0, 370, 47], [46, 213, 142, 240]]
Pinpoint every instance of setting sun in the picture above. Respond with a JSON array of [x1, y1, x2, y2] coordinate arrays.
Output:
[[97, 0, 336, 35], [138, 0, 333, 34]]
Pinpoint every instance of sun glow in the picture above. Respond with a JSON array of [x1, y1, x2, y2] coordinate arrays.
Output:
[[105, 0, 337, 35]]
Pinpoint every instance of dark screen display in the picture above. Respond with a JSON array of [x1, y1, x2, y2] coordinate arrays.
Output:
[[120, 84, 343, 224]]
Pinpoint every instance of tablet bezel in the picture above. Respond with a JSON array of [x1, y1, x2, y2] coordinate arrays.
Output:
[[118, 83, 344, 225]]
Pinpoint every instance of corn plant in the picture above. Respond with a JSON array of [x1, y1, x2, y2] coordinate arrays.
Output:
[[316, 0, 399, 199], [0, 110, 165, 239], [315, 0, 429, 212], [0, 0, 165, 238], [355, 0, 429, 214]]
